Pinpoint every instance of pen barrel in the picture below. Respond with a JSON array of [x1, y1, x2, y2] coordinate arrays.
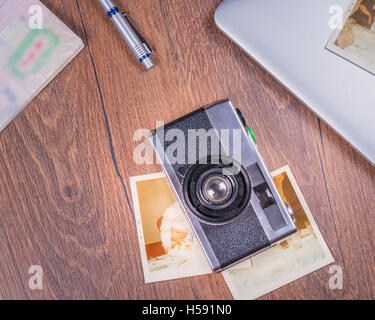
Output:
[[98, 0, 116, 12], [98, 0, 154, 70], [110, 13, 143, 49]]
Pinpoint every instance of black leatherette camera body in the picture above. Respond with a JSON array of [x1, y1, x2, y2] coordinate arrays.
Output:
[[150, 100, 296, 271]]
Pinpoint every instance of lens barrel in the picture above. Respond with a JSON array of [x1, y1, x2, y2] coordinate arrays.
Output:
[[183, 157, 251, 224]]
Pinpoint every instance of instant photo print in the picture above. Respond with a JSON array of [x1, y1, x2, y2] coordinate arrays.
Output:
[[129, 173, 212, 283], [327, 0, 375, 75], [223, 166, 334, 300], [149, 100, 297, 271], [130, 167, 334, 294]]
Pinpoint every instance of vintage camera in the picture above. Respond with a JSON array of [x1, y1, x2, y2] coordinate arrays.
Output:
[[149, 100, 296, 271]]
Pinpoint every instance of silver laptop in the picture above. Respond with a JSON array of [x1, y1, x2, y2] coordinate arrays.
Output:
[[215, 0, 375, 166]]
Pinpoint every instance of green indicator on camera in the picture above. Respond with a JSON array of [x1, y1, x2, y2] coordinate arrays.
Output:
[[247, 126, 256, 143]]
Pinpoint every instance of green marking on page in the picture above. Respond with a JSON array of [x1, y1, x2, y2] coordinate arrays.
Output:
[[7, 28, 59, 80]]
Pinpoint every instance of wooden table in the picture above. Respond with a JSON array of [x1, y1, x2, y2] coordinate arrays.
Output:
[[1, 0, 375, 300]]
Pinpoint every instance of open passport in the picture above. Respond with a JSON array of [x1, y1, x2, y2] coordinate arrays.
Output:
[[0, 0, 84, 132]]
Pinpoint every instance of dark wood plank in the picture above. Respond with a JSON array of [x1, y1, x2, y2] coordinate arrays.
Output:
[[0, 0, 135, 299], [0, 0, 374, 299], [77, 0, 345, 299], [317, 121, 375, 299]]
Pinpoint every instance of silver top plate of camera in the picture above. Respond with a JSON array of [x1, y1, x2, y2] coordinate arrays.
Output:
[[205, 101, 296, 243]]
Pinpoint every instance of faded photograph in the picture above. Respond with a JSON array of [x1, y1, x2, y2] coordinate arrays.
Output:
[[222, 166, 334, 300], [129, 173, 211, 283], [130, 167, 333, 290], [327, 0, 375, 74]]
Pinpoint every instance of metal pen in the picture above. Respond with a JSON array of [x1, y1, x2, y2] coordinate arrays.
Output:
[[97, 0, 154, 70]]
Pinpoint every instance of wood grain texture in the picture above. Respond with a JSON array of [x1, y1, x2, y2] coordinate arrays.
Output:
[[0, 0, 374, 299]]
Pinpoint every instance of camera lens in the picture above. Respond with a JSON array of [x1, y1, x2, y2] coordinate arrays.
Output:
[[183, 156, 252, 224], [203, 176, 232, 203]]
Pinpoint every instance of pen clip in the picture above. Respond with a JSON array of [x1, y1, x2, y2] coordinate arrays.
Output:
[[122, 12, 152, 53]]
